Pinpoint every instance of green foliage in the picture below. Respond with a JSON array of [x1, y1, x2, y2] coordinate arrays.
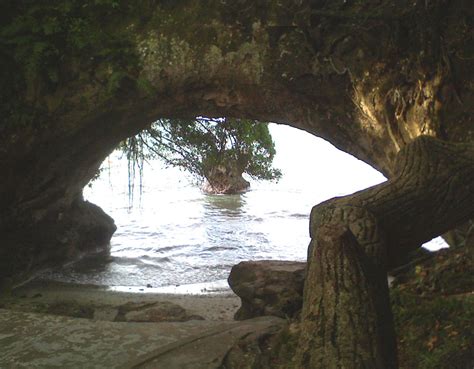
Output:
[[120, 117, 281, 189], [0, 0, 138, 129]]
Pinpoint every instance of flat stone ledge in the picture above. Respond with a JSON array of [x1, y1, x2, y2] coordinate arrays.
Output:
[[0, 309, 284, 369]]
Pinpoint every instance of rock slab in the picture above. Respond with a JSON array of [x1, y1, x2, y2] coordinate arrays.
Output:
[[228, 260, 306, 320], [0, 309, 284, 369]]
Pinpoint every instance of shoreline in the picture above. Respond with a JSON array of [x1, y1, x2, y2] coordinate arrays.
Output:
[[1, 279, 241, 321], [106, 278, 233, 295]]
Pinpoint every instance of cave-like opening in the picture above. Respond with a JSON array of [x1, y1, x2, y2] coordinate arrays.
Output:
[[35, 124, 446, 294]]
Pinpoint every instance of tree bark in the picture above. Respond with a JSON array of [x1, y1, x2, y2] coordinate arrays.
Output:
[[295, 136, 474, 368], [297, 225, 396, 369]]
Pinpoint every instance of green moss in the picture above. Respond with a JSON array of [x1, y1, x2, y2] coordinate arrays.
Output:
[[136, 77, 156, 96], [0, 0, 145, 131], [106, 70, 129, 95], [137, 21, 267, 89], [2, 2, 135, 82], [266, 322, 300, 369], [276, 28, 314, 79], [393, 247, 474, 295], [392, 291, 473, 369], [391, 246, 474, 369]]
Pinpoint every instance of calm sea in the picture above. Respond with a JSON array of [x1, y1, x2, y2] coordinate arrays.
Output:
[[39, 124, 446, 292]]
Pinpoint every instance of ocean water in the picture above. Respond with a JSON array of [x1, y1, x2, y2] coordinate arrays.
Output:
[[40, 124, 446, 291]]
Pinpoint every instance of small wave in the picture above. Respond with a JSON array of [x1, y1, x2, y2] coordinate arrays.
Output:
[[205, 246, 235, 252], [113, 245, 158, 253], [139, 255, 172, 263], [109, 255, 171, 266], [152, 243, 200, 254], [108, 257, 142, 266], [291, 213, 309, 219], [152, 245, 179, 253]]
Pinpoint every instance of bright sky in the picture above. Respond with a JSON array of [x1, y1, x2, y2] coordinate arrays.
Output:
[[268, 123, 386, 194], [268, 123, 447, 251]]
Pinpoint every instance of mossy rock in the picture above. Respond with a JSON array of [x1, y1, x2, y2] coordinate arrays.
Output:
[[392, 247, 474, 295]]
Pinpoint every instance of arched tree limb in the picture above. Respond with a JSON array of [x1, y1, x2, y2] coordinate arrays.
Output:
[[295, 136, 474, 369]]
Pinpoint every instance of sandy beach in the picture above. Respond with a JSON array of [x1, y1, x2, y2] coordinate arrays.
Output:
[[0, 279, 242, 321], [0, 280, 285, 369]]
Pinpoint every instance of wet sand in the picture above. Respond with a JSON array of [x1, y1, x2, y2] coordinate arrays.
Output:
[[1, 279, 241, 321]]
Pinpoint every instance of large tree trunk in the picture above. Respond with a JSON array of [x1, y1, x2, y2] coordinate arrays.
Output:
[[297, 225, 397, 369], [294, 136, 474, 368]]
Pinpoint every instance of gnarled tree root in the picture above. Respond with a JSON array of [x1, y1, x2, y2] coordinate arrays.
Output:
[[294, 136, 474, 369]]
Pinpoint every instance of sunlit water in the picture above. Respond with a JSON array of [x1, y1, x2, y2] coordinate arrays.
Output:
[[40, 125, 446, 291]]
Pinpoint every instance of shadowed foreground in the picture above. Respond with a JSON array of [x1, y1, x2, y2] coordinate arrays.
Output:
[[0, 309, 283, 369]]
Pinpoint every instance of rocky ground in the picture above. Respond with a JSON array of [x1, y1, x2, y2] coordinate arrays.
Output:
[[0, 280, 285, 368], [0, 280, 241, 322], [0, 308, 284, 369], [0, 246, 472, 369]]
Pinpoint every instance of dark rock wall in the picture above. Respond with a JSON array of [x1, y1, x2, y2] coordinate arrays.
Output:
[[1, 0, 473, 282], [1, 197, 116, 286]]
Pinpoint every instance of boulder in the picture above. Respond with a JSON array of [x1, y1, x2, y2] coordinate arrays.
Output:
[[118, 301, 204, 323], [1, 196, 117, 287], [228, 260, 306, 320]]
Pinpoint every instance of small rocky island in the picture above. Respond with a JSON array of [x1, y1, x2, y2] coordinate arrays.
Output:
[[1, 1, 473, 368]]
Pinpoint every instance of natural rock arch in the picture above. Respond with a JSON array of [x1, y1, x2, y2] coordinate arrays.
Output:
[[1, 1, 473, 368]]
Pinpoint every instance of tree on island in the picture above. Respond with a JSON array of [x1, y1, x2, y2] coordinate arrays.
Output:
[[120, 117, 281, 194]]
